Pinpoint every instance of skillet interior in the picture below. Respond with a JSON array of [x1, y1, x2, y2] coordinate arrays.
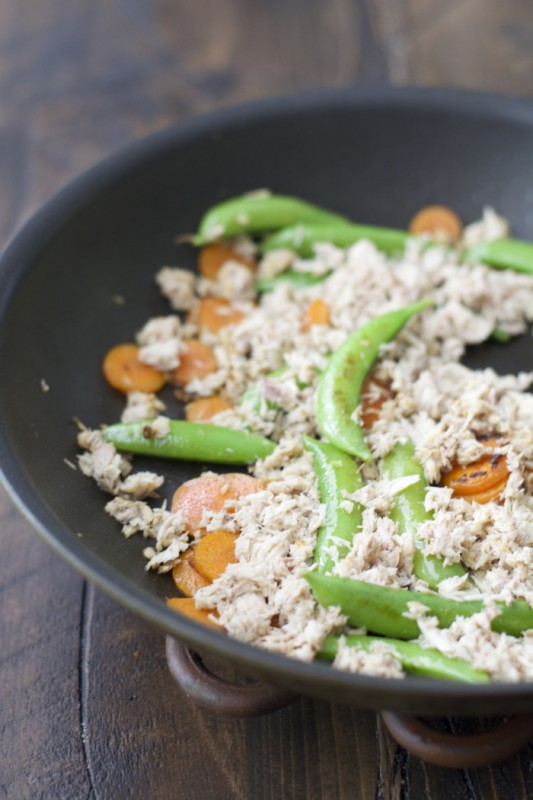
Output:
[[1, 87, 533, 715]]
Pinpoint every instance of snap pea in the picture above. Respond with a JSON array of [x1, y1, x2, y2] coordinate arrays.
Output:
[[316, 299, 433, 461], [319, 634, 490, 683], [466, 238, 533, 275], [193, 193, 351, 245], [104, 420, 275, 464], [303, 437, 364, 573], [261, 221, 410, 258], [381, 441, 466, 589], [305, 572, 533, 639], [256, 269, 329, 293]]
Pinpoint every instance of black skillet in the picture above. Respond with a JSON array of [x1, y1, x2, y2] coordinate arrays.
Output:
[[1, 87, 533, 721]]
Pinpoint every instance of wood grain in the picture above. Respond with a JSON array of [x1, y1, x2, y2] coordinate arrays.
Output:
[[2, 0, 533, 797]]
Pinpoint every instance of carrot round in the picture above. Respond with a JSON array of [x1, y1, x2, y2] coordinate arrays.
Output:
[[102, 343, 166, 393], [171, 339, 217, 386], [467, 477, 508, 505], [360, 378, 393, 431], [185, 396, 233, 422], [195, 297, 246, 332], [194, 530, 239, 581], [302, 299, 330, 332], [166, 597, 222, 629], [172, 549, 211, 597], [171, 473, 264, 534], [442, 438, 509, 497], [199, 242, 256, 280], [408, 205, 463, 242]]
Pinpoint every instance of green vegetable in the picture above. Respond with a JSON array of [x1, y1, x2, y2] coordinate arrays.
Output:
[[381, 441, 466, 589], [466, 238, 533, 275], [256, 269, 329, 293], [491, 326, 512, 343], [319, 635, 489, 683], [305, 572, 533, 639], [303, 437, 363, 573], [104, 420, 275, 464], [261, 221, 410, 258], [193, 193, 350, 245], [315, 300, 433, 461]]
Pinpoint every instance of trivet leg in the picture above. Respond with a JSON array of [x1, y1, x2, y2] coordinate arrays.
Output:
[[381, 711, 533, 768], [165, 637, 297, 717]]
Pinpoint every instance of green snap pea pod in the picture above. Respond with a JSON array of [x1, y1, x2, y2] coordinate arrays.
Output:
[[193, 194, 351, 245], [256, 269, 329, 293], [319, 634, 489, 683], [381, 441, 466, 590], [316, 299, 433, 461], [303, 437, 364, 573], [261, 221, 410, 258], [104, 420, 275, 464], [305, 572, 533, 639], [466, 238, 533, 275]]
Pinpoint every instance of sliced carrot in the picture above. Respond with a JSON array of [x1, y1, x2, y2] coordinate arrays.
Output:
[[199, 242, 256, 280], [195, 297, 246, 333], [302, 299, 330, 332], [171, 339, 217, 386], [185, 396, 233, 422], [172, 549, 211, 597], [166, 597, 222, 630], [442, 438, 509, 497], [360, 378, 393, 431], [466, 477, 508, 505], [194, 530, 239, 581], [408, 205, 463, 242], [102, 343, 166, 393], [171, 473, 264, 534]]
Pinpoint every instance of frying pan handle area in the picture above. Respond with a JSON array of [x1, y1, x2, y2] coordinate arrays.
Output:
[[165, 637, 297, 716], [381, 710, 533, 768]]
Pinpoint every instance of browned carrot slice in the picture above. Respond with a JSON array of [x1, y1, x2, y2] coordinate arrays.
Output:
[[360, 378, 393, 431], [166, 597, 222, 629], [171, 473, 264, 534], [466, 477, 508, 505], [302, 299, 330, 332], [185, 396, 233, 422], [171, 549, 211, 597], [442, 437, 509, 496], [199, 242, 256, 280], [194, 530, 239, 581], [171, 339, 217, 386], [408, 205, 463, 242], [195, 297, 246, 332], [102, 343, 166, 393]]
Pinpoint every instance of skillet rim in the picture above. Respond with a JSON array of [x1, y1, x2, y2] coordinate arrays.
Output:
[[1, 85, 533, 714]]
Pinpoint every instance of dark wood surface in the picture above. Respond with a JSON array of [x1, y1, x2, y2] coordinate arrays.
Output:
[[2, 2, 533, 797]]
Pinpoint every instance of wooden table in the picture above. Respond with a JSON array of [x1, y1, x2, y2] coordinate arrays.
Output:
[[2, 2, 533, 797]]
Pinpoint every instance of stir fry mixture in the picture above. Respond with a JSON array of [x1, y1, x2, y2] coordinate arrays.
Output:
[[77, 193, 533, 683]]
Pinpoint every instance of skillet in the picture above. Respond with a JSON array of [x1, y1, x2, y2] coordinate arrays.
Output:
[[1, 86, 533, 716]]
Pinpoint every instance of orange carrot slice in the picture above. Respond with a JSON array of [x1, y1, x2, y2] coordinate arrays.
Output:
[[166, 597, 222, 629], [360, 378, 393, 431], [442, 438, 509, 497], [171, 339, 217, 386], [102, 343, 166, 393], [172, 549, 211, 597], [199, 242, 256, 280], [195, 297, 246, 333], [302, 299, 330, 332], [185, 396, 233, 422], [466, 477, 508, 505], [171, 473, 264, 534], [409, 205, 463, 242], [194, 530, 239, 581]]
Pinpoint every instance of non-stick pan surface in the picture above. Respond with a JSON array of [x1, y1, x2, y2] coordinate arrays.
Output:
[[1, 87, 533, 715]]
